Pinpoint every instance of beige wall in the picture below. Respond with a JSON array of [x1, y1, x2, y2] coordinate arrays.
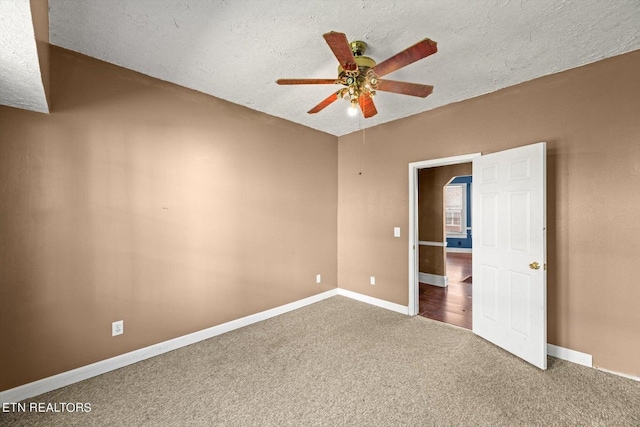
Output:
[[0, 47, 338, 392], [2, 45, 639, 392], [418, 163, 472, 275], [338, 50, 640, 376]]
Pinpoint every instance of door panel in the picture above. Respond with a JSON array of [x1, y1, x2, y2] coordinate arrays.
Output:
[[480, 265, 498, 322], [472, 142, 547, 369]]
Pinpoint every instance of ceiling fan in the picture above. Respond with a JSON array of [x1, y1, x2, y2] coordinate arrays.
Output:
[[276, 31, 437, 118]]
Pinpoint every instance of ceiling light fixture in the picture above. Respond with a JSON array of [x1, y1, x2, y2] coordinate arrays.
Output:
[[277, 32, 437, 119]]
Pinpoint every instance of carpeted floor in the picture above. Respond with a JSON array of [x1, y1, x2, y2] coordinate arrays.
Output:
[[2, 296, 639, 426]]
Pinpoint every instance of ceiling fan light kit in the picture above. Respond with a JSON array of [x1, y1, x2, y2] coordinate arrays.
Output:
[[277, 31, 437, 119]]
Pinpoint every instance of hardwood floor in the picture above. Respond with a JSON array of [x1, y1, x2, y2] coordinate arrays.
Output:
[[418, 252, 472, 330]]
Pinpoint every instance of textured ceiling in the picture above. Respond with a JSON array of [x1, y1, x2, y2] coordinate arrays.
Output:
[[4, 1, 640, 136], [0, 0, 49, 113]]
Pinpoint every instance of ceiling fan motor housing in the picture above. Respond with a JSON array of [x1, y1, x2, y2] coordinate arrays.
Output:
[[337, 40, 376, 77], [338, 55, 377, 76]]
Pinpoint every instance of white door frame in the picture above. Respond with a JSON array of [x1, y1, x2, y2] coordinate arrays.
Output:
[[408, 153, 481, 315]]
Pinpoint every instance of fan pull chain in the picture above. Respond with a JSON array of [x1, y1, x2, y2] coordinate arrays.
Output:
[[358, 114, 365, 175]]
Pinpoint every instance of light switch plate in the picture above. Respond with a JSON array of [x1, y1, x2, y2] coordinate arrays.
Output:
[[394, 227, 401, 237]]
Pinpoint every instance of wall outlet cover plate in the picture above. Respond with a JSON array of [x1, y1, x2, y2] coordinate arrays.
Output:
[[112, 320, 124, 336]]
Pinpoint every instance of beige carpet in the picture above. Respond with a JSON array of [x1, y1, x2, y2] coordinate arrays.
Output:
[[2, 296, 639, 426]]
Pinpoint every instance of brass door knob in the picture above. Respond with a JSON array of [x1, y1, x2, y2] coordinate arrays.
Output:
[[529, 262, 540, 270]]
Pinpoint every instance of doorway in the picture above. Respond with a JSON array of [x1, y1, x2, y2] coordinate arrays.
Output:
[[408, 153, 480, 318], [415, 168, 473, 329]]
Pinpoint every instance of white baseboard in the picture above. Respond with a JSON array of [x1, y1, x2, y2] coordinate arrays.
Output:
[[5, 290, 632, 404], [0, 289, 338, 405], [418, 272, 448, 287], [595, 367, 640, 382], [337, 288, 409, 315], [547, 344, 640, 381], [547, 343, 592, 367]]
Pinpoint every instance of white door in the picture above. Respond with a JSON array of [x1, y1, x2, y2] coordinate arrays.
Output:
[[472, 142, 547, 369]]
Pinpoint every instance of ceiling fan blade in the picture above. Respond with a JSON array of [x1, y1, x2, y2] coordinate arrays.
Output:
[[308, 92, 339, 114], [359, 93, 377, 118], [277, 79, 340, 85], [372, 38, 437, 77], [377, 80, 434, 97], [323, 31, 357, 71]]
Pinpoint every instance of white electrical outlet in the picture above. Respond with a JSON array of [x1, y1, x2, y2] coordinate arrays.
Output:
[[394, 227, 401, 237], [112, 320, 124, 336], [370, 276, 376, 285], [316, 274, 321, 284]]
